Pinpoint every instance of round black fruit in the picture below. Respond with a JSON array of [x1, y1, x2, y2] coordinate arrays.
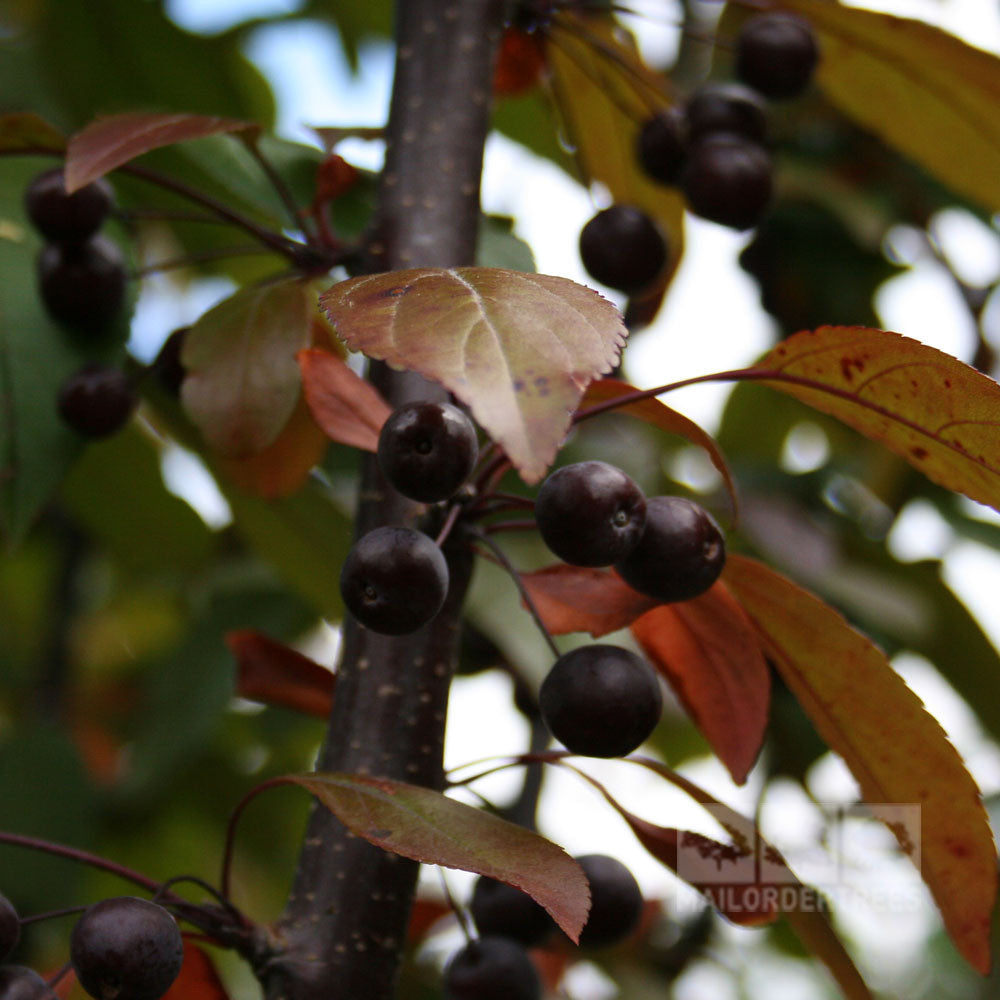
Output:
[[25, 167, 114, 244], [70, 896, 183, 1000], [470, 876, 554, 947], [443, 936, 540, 1000], [735, 12, 819, 100], [681, 133, 772, 231], [579, 204, 667, 294], [577, 854, 643, 948], [535, 460, 646, 567], [37, 235, 126, 331], [57, 365, 137, 439], [636, 110, 686, 186], [340, 526, 449, 634], [0, 965, 56, 1000], [377, 401, 478, 503], [0, 893, 19, 963], [614, 495, 725, 603], [684, 83, 768, 144], [540, 644, 662, 758]]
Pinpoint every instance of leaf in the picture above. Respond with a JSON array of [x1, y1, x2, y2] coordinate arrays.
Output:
[[0, 112, 65, 153], [293, 772, 590, 942], [227, 629, 335, 719], [163, 943, 232, 1000], [181, 278, 315, 458], [630, 584, 770, 785], [320, 268, 627, 483], [65, 112, 255, 191], [724, 554, 997, 973], [749, 326, 1000, 513], [780, 0, 1000, 213], [298, 347, 392, 452], [580, 378, 738, 518]]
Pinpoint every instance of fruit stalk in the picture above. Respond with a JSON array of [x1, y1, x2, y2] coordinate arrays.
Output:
[[259, 4, 505, 1000]]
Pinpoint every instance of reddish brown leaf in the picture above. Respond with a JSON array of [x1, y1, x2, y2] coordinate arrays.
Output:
[[163, 943, 231, 1000], [297, 347, 393, 451], [293, 772, 590, 942], [65, 112, 254, 191], [226, 629, 334, 719], [520, 564, 658, 637], [630, 584, 769, 785], [0, 112, 65, 153], [408, 897, 452, 944]]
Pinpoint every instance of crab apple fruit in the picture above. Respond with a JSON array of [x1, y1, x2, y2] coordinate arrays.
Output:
[[25, 167, 114, 244], [684, 83, 768, 144], [0, 893, 19, 963], [736, 12, 819, 100], [681, 133, 773, 231], [636, 109, 686, 185], [443, 936, 540, 1000], [37, 235, 126, 331], [0, 966, 56, 1000], [57, 364, 137, 439], [470, 876, 555, 947], [577, 854, 644, 948], [579, 204, 668, 293]]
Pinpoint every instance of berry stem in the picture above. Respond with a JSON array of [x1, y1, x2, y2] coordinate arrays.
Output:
[[18, 905, 88, 926], [132, 244, 274, 278], [482, 519, 538, 535], [437, 870, 476, 945], [433, 502, 464, 547], [241, 135, 315, 241]]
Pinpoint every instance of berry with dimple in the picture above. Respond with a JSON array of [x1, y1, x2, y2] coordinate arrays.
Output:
[[340, 526, 449, 634], [25, 168, 114, 244], [443, 936, 540, 1000], [70, 896, 183, 1000], [57, 365, 137, 439], [636, 110, 686, 186], [579, 205, 668, 293], [681, 134, 772, 231], [577, 854, 643, 948], [0, 965, 56, 999], [37, 236, 126, 331], [0, 893, 19, 963], [685, 83, 767, 144], [470, 876, 555, 947], [736, 12, 819, 100], [535, 461, 646, 567], [614, 495, 725, 603], [540, 644, 662, 758], [377, 401, 478, 503]]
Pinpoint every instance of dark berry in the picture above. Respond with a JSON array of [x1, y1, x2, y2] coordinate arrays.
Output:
[[150, 327, 188, 397], [614, 495, 725, 603], [636, 110, 686, 186], [443, 936, 540, 1000], [377, 401, 478, 503], [681, 134, 772, 230], [37, 236, 126, 331], [57, 365, 137, 439], [0, 966, 56, 1000], [736, 12, 819, 100], [470, 876, 554, 947], [535, 461, 646, 567], [0, 893, 19, 962], [579, 205, 668, 293], [70, 897, 183, 1000], [577, 854, 643, 948], [540, 644, 662, 758], [340, 526, 449, 634], [684, 83, 768, 144], [25, 168, 114, 244]]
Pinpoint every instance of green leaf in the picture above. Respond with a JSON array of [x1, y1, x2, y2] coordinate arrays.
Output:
[[320, 268, 627, 483], [0, 112, 65, 153], [293, 772, 591, 942], [476, 215, 536, 272]]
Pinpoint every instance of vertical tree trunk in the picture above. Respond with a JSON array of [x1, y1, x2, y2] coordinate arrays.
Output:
[[260, 3, 506, 998]]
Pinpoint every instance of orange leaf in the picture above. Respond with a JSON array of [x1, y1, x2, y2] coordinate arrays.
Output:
[[226, 629, 335, 719], [0, 112, 65, 153], [494, 27, 546, 96], [752, 325, 1000, 512], [297, 347, 393, 452], [163, 942, 232, 1000], [724, 554, 997, 973], [630, 584, 769, 785]]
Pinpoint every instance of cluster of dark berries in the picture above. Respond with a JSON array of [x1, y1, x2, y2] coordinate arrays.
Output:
[[339, 401, 479, 635], [533, 460, 724, 757], [24, 168, 137, 440], [443, 855, 644, 999]]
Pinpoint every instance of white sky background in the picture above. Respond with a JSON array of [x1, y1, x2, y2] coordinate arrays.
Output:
[[151, 2, 1000, 996]]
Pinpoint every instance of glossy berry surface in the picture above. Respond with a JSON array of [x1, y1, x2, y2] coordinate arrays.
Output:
[[37, 236, 126, 331], [577, 854, 643, 948], [340, 526, 449, 634], [470, 876, 554, 947], [535, 461, 646, 567], [685, 83, 768, 144], [377, 401, 478, 503], [614, 495, 725, 603], [57, 365, 137, 439], [681, 134, 772, 231], [70, 896, 183, 1000], [25, 168, 114, 244], [736, 12, 819, 99], [636, 110, 686, 185], [0, 965, 55, 1000], [0, 893, 19, 962], [579, 205, 667, 293], [443, 936, 540, 1000], [540, 644, 662, 758]]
